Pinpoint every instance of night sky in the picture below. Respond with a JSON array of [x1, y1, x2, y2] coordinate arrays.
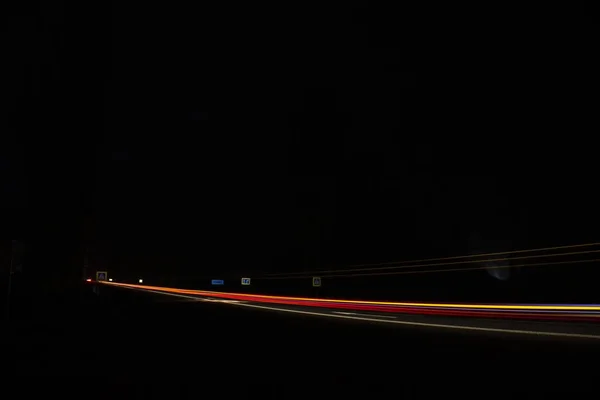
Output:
[[3, 3, 598, 302]]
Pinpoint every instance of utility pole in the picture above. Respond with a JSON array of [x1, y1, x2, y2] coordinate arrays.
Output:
[[6, 240, 15, 321], [83, 252, 89, 282]]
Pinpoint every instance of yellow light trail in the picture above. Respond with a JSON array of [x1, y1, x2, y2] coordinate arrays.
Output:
[[101, 282, 600, 311], [100, 284, 600, 340]]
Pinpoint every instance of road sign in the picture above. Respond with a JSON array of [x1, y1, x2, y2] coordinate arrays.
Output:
[[96, 271, 108, 281], [312, 277, 321, 287], [241, 277, 251, 285], [211, 279, 224, 285]]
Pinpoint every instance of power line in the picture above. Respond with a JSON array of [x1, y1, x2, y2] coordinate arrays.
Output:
[[258, 248, 600, 278], [262, 242, 600, 276], [259, 257, 600, 280]]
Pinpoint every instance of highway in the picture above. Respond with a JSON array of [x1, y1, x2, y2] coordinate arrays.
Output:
[[6, 281, 600, 394], [102, 281, 600, 340]]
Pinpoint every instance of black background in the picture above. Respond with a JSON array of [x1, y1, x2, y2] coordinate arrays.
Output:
[[3, 3, 598, 306]]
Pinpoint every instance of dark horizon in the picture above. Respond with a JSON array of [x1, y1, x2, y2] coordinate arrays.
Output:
[[3, 3, 598, 305]]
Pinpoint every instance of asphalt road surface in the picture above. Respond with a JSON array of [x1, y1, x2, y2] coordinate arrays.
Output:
[[6, 284, 600, 396], [123, 283, 600, 340]]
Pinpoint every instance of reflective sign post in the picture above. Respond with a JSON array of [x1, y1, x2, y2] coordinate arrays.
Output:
[[96, 271, 108, 282], [312, 277, 321, 298]]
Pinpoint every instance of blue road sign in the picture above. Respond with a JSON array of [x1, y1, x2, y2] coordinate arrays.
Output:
[[211, 279, 224, 285], [241, 278, 251, 285], [312, 277, 321, 287]]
